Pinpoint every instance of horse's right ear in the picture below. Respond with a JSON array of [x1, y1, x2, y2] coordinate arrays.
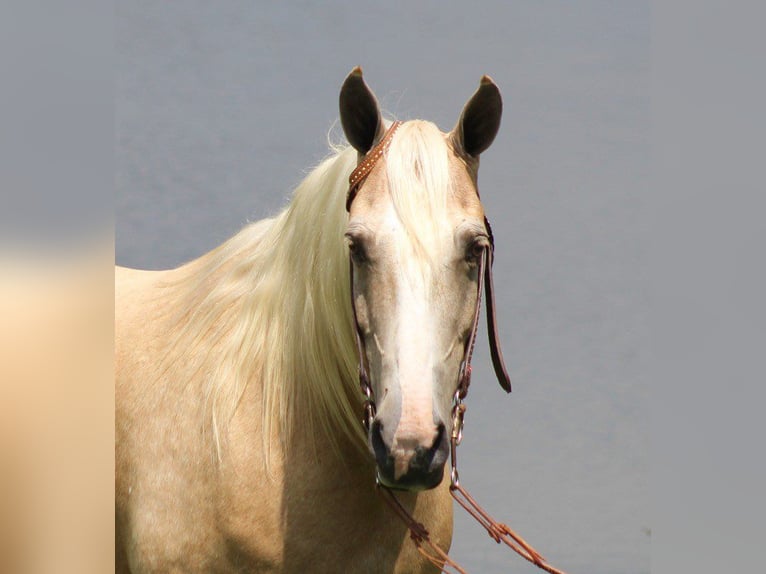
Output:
[[339, 67, 385, 154]]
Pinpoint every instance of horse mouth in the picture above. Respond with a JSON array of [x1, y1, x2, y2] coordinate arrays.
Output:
[[375, 464, 445, 492]]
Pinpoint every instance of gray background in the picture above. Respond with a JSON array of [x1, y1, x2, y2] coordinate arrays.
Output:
[[116, 2, 649, 573]]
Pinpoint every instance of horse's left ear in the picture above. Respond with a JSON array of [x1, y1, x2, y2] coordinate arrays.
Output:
[[339, 66, 386, 154], [451, 75, 503, 158]]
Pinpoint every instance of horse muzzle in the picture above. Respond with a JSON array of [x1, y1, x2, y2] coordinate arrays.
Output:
[[370, 419, 449, 491]]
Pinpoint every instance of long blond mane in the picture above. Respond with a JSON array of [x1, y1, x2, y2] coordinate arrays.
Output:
[[158, 120, 454, 463]]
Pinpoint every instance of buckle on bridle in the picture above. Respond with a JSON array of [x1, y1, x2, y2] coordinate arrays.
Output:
[[360, 375, 376, 431], [450, 466, 460, 488], [451, 396, 467, 446], [362, 399, 376, 431]]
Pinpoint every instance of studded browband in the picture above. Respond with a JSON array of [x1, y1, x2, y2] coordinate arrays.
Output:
[[346, 121, 403, 211]]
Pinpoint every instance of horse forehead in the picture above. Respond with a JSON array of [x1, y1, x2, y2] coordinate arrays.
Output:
[[448, 158, 485, 215], [349, 149, 485, 223]]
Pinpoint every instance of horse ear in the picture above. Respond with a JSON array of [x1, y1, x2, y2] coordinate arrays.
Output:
[[451, 76, 503, 158], [339, 67, 385, 154]]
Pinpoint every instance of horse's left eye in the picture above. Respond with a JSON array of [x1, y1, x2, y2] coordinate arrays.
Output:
[[466, 239, 487, 262]]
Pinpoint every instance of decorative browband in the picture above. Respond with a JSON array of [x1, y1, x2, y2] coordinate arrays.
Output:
[[346, 121, 403, 211]]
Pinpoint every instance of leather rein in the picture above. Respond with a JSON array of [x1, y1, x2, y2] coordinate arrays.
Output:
[[346, 122, 567, 574]]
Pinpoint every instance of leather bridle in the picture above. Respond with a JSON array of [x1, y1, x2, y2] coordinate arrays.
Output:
[[345, 122, 567, 574], [346, 120, 511, 436]]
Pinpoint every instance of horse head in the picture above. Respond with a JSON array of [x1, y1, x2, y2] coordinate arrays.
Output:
[[340, 68, 504, 491]]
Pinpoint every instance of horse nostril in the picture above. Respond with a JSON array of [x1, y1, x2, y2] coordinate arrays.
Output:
[[371, 420, 449, 490], [423, 422, 447, 468], [370, 419, 389, 465]]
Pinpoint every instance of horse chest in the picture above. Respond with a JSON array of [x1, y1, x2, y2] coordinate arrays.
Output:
[[220, 487, 452, 574], [214, 433, 453, 573]]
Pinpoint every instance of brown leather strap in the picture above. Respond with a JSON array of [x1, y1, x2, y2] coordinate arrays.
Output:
[[346, 121, 403, 211], [349, 258, 375, 430], [455, 249, 486, 400], [449, 483, 568, 574], [457, 239, 512, 398], [484, 250, 512, 393], [346, 120, 403, 430], [482, 216, 511, 393], [378, 486, 468, 574]]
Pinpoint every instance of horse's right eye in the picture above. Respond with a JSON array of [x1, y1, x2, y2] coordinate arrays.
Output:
[[346, 238, 369, 264]]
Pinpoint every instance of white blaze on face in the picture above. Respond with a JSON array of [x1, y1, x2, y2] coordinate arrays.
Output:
[[387, 215, 442, 470], [392, 248, 438, 470]]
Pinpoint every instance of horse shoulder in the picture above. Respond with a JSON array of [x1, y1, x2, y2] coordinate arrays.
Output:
[[116, 266, 223, 571]]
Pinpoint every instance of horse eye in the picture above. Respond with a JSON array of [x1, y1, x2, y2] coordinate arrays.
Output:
[[466, 238, 487, 262], [347, 238, 369, 264]]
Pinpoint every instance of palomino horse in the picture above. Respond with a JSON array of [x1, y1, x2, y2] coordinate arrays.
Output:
[[116, 68, 513, 573]]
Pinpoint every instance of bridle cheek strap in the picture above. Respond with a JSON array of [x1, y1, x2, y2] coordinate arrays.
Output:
[[457, 221, 511, 400], [349, 258, 375, 431], [483, 217, 512, 393]]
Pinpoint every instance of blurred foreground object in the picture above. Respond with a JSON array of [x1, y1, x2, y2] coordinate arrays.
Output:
[[0, 242, 113, 574]]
